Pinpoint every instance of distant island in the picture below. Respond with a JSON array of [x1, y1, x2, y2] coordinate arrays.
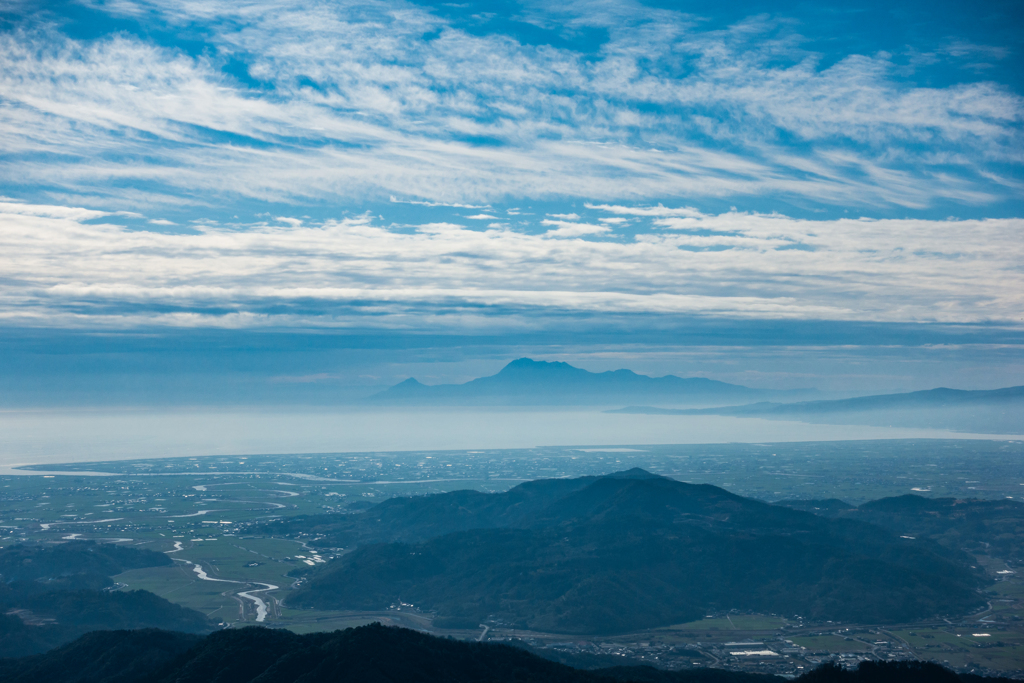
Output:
[[369, 358, 814, 406]]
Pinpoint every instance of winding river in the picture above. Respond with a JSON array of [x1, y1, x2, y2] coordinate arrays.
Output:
[[168, 554, 277, 623]]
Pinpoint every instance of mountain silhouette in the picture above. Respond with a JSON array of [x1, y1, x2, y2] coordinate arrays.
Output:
[[370, 358, 810, 406]]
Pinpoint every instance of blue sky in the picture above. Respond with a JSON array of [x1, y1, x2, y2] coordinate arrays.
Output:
[[0, 0, 1022, 404]]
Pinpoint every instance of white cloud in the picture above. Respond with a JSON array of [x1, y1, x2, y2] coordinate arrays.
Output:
[[585, 203, 706, 218], [390, 196, 488, 209], [540, 219, 612, 238], [0, 1, 1019, 211], [1, 200, 1021, 330], [942, 40, 1010, 69]]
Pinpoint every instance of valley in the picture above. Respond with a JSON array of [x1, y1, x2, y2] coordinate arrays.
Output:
[[2, 439, 1023, 678]]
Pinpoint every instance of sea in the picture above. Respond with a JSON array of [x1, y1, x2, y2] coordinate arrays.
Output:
[[0, 407, 1020, 472]]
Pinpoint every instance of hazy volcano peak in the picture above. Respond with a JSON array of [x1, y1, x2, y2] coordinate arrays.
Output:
[[498, 358, 583, 374], [369, 358, 799, 406]]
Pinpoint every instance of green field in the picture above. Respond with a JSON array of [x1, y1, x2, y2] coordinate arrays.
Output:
[[888, 628, 1024, 671], [791, 635, 871, 653], [663, 615, 790, 632]]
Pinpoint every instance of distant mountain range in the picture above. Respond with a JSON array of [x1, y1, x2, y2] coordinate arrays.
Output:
[[369, 358, 814, 406], [608, 385, 1024, 434], [281, 470, 985, 633]]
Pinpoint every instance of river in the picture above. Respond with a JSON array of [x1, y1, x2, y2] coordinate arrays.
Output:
[[168, 553, 277, 623]]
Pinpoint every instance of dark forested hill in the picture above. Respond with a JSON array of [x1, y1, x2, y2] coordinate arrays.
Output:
[[0, 541, 212, 657], [0, 624, 1011, 683], [285, 471, 987, 633]]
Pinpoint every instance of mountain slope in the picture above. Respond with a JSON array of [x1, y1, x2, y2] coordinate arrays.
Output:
[[287, 471, 986, 633], [369, 358, 807, 406]]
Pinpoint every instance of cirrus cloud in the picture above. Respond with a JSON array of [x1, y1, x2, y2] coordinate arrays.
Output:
[[0, 0, 1020, 213]]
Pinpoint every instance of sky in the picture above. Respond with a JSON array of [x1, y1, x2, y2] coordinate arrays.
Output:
[[0, 0, 1022, 407]]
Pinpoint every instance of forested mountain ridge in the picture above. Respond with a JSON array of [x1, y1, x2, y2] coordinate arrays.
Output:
[[0, 624, 1013, 683], [0, 624, 777, 683]]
